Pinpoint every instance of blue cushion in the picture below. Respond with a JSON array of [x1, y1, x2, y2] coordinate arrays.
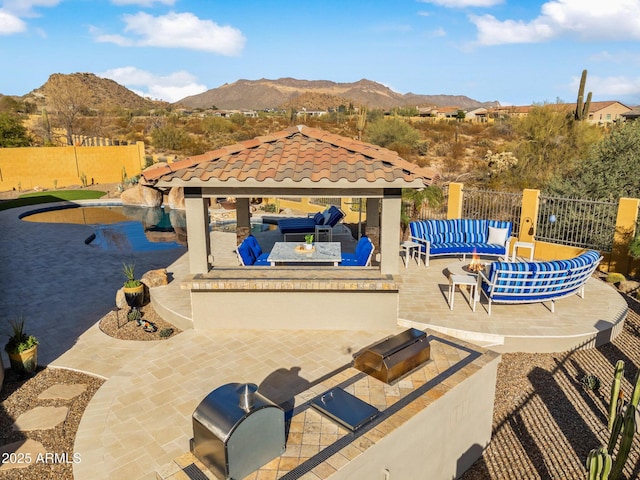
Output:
[[341, 236, 372, 266], [253, 254, 270, 266], [325, 206, 345, 227], [355, 237, 373, 265], [237, 241, 255, 266], [313, 212, 325, 225], [484, 261, 531, 295], [245, 235, 263, 258], [278, 217, 317, 234]]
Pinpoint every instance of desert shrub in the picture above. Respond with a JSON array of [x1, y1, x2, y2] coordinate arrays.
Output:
[[159, 328, 174, 338], [151, 124, 189, 150], [365, 117, 420, 153], [606, 272, 626, 284]]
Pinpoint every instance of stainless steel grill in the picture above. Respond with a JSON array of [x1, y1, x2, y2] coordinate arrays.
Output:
[[353, 328, 431, 384], [191, 383, 285, 480]]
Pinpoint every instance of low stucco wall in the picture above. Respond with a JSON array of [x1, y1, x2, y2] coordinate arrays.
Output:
[[192, 290, 399, 330], [185, 267, 400, 330]]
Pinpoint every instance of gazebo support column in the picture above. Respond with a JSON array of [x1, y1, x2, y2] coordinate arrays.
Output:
[[236, 197, 251, 243], [380, 191, 401, 275], [185, 189, 211, 274]]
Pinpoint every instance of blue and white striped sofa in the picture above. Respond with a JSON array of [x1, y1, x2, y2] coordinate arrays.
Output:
[[476, 250, 602, 314], [409, 219, 513, 266]]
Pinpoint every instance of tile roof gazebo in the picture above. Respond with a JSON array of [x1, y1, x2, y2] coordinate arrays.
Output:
[[142, 125, 437, 331], [143, 125, 437, 276]]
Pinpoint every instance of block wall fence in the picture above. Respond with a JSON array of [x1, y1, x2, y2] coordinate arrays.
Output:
[[0, 142, 146, 192]]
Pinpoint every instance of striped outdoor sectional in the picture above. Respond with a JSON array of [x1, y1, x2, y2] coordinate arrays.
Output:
[[409, 219, 513, 266], [477, 250, 602, 314]]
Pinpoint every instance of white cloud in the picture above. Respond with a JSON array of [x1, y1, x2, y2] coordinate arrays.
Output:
[[472, 0, 640, 45], [95, 11, 246, 55], [99, 66, 208, 103], [0, 0, 58, 35], [418, 0, 503, 6], [0, 10, 26, 34], [590, 50, 640, 65], [111, 0, 175, 6], [2, 0, 60, 17], [471, 14, 555, 45], [575, 74, 640, 98]]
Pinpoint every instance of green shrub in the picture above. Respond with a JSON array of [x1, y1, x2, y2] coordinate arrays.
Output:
[[159, 328, 174, 338], [580, 373, 601, 392], [606, 272, 626, 284], [127, 309, 142, 323]]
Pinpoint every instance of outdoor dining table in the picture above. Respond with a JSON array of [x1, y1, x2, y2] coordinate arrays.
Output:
[[267, 241, 342, 266]]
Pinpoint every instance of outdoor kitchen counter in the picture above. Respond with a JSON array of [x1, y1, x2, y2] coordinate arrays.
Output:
[[157, 331, 501, 480]]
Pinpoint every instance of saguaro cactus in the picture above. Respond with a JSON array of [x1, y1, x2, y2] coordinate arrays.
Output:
[[587, 447, 613, 480], [608, 360, 625, 430], [575, 69, 593, 121], [610, 404, 637, 480], [630, 368, 640, 408]]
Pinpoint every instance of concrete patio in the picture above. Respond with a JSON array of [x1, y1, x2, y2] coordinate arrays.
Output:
[[0, 201, 628, 479]]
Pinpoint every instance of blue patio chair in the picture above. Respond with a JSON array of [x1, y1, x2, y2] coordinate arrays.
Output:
[[277, 205, 345, 237], [236, 235, 270, 266], [340, 236, 374, 266], [244, 235, 271, 265]]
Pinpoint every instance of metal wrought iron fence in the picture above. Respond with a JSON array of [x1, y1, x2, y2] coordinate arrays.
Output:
[[462, 188, 523, 227], [536, 195, 617, 252], [309, 197, 342, 207]]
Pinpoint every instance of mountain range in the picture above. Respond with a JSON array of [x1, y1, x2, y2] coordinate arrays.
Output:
[[178, 77, 500, 110], [7, 73, 499, 112]]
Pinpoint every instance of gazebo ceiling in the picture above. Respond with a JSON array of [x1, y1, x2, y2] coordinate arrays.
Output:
[[142, 125, 437, 190]]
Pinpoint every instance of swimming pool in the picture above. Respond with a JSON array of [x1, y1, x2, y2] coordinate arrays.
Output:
[[21, 204, 274, 253]]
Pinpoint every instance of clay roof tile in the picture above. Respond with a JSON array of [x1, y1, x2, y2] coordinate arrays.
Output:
[[149, 125, 436, 186]]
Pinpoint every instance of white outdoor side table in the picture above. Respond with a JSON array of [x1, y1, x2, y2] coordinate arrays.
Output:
[[448, 274, 477, 311], [401, 241, 423, 268], [511, 241, 535, 262]]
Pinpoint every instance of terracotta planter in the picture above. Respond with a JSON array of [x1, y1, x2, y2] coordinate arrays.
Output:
[[8, 345, 38, 375], [124, 284, 144, 308]]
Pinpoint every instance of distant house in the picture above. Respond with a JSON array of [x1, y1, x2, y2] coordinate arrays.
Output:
[[465, 108, 488, 122], [486, 101, 631, 125], [435, 106, 462, 119], [621, 106, 640, 122], [416, 106, 437, 117], [487, 105, 531, 119], [296, 109, 327, 117], [586, 101, 631, 124]]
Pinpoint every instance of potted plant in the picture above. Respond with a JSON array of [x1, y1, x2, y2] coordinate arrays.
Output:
[[122, 262, 144, 309], [304, 234, 314, 250], [4, 316, 38, 376]]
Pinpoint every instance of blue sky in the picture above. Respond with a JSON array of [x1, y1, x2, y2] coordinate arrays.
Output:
[[2, 0, 640, 106]]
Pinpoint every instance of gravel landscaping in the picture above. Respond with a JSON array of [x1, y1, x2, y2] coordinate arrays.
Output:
[[461, 293, 640, 480], [1, 284, 640, 479]]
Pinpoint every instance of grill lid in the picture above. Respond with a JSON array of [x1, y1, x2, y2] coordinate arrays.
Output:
[[192, 382, 273, 442], [353, 328, 430, 384], [311, 388, 379, 432]]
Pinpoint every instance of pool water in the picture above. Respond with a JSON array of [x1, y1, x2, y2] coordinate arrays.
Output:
[[20, 205, 273, 253]]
